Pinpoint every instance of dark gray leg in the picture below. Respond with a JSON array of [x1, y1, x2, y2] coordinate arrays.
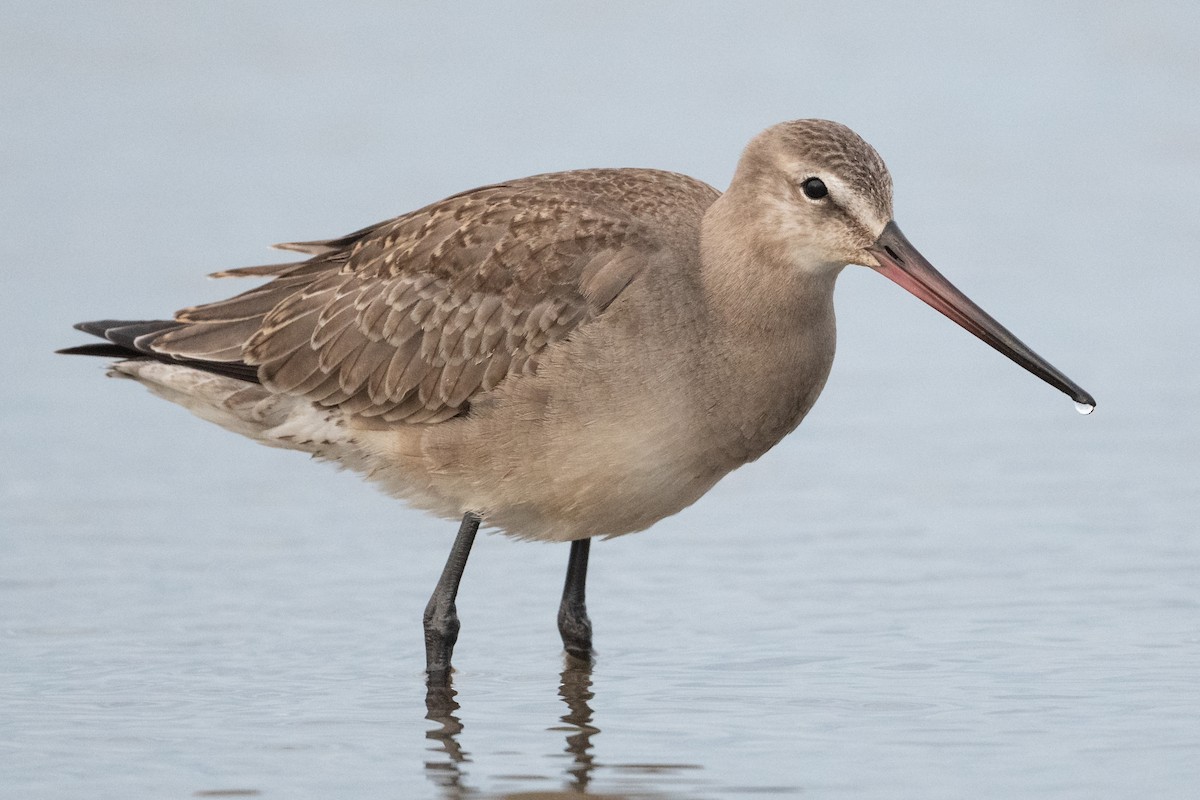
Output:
[[424, 512, 481, 685], [558, 538, 594, 661]]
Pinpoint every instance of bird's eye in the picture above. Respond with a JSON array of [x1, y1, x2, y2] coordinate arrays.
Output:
[[801, 177, 828, 200]]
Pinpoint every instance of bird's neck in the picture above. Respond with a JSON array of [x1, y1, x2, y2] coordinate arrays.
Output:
[[698, 190, 844, 332], [688, 191, 843, 465]]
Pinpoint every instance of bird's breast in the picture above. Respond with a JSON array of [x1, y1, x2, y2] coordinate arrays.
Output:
[[691, 300, 838, 468]]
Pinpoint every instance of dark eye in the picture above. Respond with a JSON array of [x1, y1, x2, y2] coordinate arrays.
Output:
[[801, 177, 828, 200]]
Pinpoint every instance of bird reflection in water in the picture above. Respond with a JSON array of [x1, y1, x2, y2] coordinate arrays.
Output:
[[423, 657, 600, 798], [424, 681, 471, 796], [552, 657, 600, 793]]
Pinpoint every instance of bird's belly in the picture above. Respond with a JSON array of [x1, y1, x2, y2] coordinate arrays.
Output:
[[360, 365, 822, 542], [419, 399, 726, 541]]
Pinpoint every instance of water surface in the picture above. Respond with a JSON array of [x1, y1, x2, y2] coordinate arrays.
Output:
[[2, 3, 1198, 798]]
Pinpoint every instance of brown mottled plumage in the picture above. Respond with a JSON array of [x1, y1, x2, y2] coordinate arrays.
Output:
[[155, 169, 717, 425]]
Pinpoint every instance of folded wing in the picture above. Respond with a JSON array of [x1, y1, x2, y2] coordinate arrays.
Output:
[[147, 169, 717, 423]]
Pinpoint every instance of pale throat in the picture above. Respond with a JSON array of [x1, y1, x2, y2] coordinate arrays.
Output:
[[698, 192, 845, 325]]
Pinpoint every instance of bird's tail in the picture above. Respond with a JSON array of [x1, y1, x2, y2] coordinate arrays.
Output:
[[59, 319, 363, 463], [58, 319, 261, 383]]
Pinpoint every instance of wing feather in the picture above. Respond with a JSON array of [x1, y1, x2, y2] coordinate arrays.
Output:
[[143, 168, 719, 422]]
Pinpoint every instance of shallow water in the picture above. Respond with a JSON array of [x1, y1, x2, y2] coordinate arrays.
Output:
[[3, 3, 1199, 798]]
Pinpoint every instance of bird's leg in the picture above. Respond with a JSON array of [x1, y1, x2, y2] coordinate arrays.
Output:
[[558, 538, 594, 662], [424, 512, 481, 685]]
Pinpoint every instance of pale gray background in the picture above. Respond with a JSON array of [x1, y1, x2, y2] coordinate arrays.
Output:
[[2, 2, 1197, 798]]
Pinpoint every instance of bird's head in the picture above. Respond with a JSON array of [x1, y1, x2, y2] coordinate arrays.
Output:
[[722, 118, 1095, 410]]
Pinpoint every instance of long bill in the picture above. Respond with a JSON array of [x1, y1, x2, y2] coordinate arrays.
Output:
[[866, 221, 1095, 410]]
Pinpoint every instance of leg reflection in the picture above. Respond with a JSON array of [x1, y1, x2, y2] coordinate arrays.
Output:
[[557, 657, 600, 793], [424, 662, 603, 798], [424, 681, 473, 798]]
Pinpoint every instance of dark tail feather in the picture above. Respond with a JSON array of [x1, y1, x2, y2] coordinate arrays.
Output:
[[59, 319, 262, 384], [58, 343, 138, 358], [76, 319, 181, 348]]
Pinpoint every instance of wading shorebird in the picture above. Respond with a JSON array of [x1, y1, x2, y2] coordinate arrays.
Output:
[[61, 120, 1094, 684]]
